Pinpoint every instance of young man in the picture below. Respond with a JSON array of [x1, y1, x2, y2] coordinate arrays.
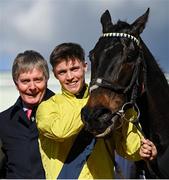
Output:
[[0, 50, 54, 178], [36, 42, 157, 179]]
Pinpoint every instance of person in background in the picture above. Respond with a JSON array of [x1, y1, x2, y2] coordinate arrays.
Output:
[[36, 42, 157, 179], [0, 50, 54, 178]]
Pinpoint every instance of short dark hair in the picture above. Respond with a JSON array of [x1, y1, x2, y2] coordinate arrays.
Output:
[[50, 42, 85, 68], [12, 50, 49, 83]]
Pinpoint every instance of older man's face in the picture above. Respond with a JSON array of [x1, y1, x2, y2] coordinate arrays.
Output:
[[16, 68, 47, 108]]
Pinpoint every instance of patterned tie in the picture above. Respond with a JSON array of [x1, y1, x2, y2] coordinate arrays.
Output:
[[26, 109, 32, 120]]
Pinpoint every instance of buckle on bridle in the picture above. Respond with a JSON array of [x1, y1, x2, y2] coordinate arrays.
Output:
[[120, 102, 140, 123], [95, 102, 141, 138]]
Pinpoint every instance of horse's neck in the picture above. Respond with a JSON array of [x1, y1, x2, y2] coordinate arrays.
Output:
[[142, 41, 169, 148], [142, 42, 169, 101]]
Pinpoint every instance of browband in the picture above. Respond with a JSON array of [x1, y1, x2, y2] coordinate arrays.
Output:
[[102, 32, 140, 46]]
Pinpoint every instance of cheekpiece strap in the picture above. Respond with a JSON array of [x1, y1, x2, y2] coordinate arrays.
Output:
[[102, 32, 140, 46]]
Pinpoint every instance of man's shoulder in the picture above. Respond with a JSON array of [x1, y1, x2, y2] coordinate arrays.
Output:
[[37, 93, 64, 117], [0, 106, 16, 128], [40, 93, 72, 115], [45, 92, 63, 102], [0, 106, 14, 118], [38, 93, 62, 109], [0, 97, 22, 122]]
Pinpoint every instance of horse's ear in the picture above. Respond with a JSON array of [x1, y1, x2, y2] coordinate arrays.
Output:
[[100, 10, 113, 33], [131, 8, 150, 36]]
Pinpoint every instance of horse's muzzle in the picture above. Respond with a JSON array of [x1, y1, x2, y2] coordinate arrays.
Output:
[[81, 106, 116, 136]]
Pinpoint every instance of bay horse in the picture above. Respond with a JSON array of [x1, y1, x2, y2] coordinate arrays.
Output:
[[81, 8, 169, 178]]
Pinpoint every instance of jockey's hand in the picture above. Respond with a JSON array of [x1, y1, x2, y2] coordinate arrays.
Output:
[[139, 138, 157, 161]]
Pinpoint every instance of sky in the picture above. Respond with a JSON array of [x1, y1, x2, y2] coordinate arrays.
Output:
[[0, 0, 169, 73]]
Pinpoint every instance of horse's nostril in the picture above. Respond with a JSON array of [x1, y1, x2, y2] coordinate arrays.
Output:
[[81, 106, 112, 122], [81, 106, 115, 134]]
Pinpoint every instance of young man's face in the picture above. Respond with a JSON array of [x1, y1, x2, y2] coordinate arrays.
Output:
[[16, 68, 47, 108], [53, 58, 87, 95]]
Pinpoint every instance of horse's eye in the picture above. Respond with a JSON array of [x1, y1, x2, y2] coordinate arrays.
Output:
[[127, 51, 138, 62], [127, 54, 134, 61]]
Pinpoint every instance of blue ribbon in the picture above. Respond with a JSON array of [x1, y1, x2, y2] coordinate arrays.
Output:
[[57, 129, 96, 179]]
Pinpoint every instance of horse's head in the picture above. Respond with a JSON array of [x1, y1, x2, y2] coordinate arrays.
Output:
[[81, 9, 149, 137]]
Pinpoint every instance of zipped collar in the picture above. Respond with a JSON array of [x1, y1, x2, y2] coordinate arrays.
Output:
[[62, 84, 89, 99]]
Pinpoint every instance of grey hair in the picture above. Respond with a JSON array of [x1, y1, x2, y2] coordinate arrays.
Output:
[[12, 50, 49, 83]]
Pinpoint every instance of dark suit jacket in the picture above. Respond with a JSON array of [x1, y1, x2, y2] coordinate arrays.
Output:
[[0, 88, 54, 179]]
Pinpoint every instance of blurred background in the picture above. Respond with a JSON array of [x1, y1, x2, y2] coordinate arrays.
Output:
[[0, 0, 169, 112]]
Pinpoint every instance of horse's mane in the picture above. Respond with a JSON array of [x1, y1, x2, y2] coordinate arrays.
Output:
[[141, 38, 169, 99], [140, 38, 169, 149]]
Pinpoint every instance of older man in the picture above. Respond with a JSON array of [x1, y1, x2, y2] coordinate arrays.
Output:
[[0, 50, 54, 178]]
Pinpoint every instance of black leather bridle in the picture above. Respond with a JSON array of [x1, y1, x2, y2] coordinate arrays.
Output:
[[89, 32, 146, 137]]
